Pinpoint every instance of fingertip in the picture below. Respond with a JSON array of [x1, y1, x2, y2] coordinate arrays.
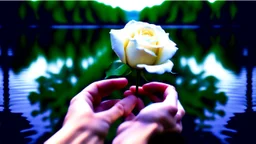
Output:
[[123, 90, 132, 97], [130, 86, 145, 95], [179, 109, 185, 118], [132, 85, 162, 102], [116, 77, 128, 87], [141, 83, 154, 93], [122, 95, 138, 116], [114, 77, 127, 81], [163, 87, 178, 106], [142, 82, 169, 92], [129, 86, 137, 92]]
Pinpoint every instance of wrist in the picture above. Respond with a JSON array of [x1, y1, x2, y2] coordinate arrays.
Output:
[[134, 121, 159, 143], [44, 123, 80, 144]]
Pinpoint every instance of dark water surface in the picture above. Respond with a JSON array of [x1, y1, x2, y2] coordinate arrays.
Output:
[[0, 26, 255, 144]]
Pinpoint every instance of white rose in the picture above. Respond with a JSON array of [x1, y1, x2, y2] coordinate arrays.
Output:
[[110, 20, 178, 74]]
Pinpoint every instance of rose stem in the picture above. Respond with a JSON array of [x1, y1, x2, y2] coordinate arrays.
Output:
[[136, 69, 140, 97]]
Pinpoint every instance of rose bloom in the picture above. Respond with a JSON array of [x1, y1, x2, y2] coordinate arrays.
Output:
[[110, 20, 178, 74]]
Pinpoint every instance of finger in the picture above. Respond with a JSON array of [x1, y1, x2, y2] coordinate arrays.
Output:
[[152, 105, 177, 130], [142, 82, 170, 95], [129, 86, 145, 95], [130, 86, 162, 102], [117, 121, 133, 134], [178, 101, 185, 117], [125, 113, 136, 121], [175, 101, 185, 123], [123, 90, 135, 97], [124, 90, 145, 111], [94, 99, 120, 112], [167, 122, 183, 133], [78, 78, 128, 108], [136, 98, 145, 111], [142, 82, 178, 106], [163, 86, 178, 107], [97, 95, 137, 124]]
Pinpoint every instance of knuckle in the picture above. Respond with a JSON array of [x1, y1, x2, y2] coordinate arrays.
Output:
[[180, 109, 186, 117], [70, 96, 78, 105], [158, 114, 167, 122], [157, 112, 168, 121], [168, 85, 176, 91], [115, 103, 125, 115], [154, 104, 177, 116], [167, 106, 178, 115], [117, 126, 124, 134]]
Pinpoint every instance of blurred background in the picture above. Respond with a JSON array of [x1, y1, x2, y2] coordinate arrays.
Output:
[[0, 1, 255, 144]]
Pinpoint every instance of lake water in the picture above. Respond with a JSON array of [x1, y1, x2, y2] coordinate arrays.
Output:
[[0, 26, 255, 144]]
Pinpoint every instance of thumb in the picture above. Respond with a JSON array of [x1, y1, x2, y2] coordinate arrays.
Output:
[[97, 95, 137, 124]]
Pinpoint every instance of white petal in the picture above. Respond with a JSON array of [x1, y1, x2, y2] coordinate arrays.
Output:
[[154, 25, 166, 35], [125, 39, 157, 68], [124, 20, 138, 29], [156, 39, 178, 64], [110, 29, 129, 63], [137, 60, 174, 74], [125, 20, 155, 33]]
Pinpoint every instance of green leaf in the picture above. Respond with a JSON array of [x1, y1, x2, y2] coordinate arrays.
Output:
[[105, 60, 132, 79]]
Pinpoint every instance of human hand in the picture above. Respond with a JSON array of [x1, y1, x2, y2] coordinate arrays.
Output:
[[113, 82, 185, 144], [45, 78, 137, 144]]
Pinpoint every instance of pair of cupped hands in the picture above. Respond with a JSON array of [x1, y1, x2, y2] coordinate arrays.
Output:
[[45, 78, 185, 144]]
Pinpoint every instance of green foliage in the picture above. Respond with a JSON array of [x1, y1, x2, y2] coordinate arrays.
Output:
[[64, 1, 76, 11], [19, 1, 127, 24], [105, 60, 132, 79], [207, 1, 225, 19], [139, 1, 237, 24], [19, 4, 26, 20], [181, 1, 203, 23], [85, 7, 95, 23], [139, 1, 203, 23], [53, 7, 67, 23], [16, 28, 118, 140], [11, 27, 241, 142], [45, 1, 58, 10], [230, 3, 237, 19], [165, 29, 242, 73], [73, 9, 83, 23], [28, 1, 41, 12]]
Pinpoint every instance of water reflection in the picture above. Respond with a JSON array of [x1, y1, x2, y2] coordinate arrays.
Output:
[[0, 69, 3, 111], [0, 65, 35, 144], [202, 67, 246, 143], [253, 67, 256, 111], [0, 66, 51, 144], [1, 26, 255, 143], [220, 61, 256, 144]]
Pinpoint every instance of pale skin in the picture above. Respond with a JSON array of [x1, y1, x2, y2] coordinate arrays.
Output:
[[45, 78, 138, 144], [45, 78, 185, 144], [113, 82, 185, 144]]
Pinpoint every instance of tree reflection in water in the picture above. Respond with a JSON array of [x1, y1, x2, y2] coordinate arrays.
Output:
[[0, 47, 36, 144], [1, 1, 255, 144], [3, 28, 230, 143]]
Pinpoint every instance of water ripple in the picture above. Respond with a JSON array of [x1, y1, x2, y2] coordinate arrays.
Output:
[[0, 68, 3, 111], [252, 67, 256, 111], [202, 67, 249, 144], [0, 68, 51, 144]]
